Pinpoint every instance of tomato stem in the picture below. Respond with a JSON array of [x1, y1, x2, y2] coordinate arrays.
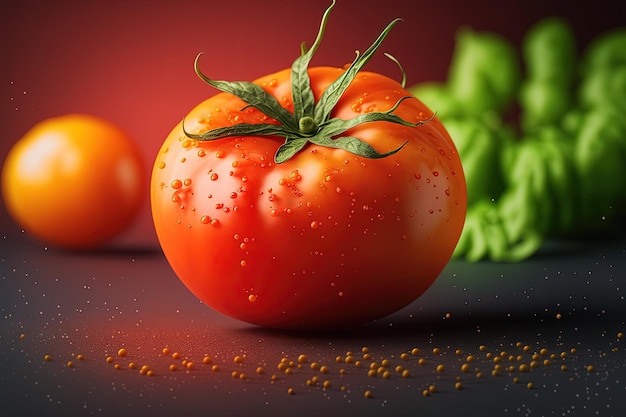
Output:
[[183, 0, 430, 163]]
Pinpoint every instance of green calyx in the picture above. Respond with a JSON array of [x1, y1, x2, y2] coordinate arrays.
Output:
[[182, 0, 428, 164]]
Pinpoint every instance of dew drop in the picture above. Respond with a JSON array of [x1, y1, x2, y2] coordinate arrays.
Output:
[[158, 161, 166, 169], [200, 215, 211, 224], [210, 173, 219, 181], [171, 179, 183, 189], [248, 294, 257, 302], [310, 220, 320, 229]]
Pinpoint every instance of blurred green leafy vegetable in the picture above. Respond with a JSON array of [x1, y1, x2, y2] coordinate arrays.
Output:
[[410, 18, 626, 262]]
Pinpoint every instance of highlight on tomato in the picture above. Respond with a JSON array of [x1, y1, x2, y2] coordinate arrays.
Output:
[[2, 114, 146, 250], [150, 1, 466, 329]]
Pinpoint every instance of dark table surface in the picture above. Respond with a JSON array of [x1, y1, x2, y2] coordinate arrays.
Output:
[[1, 231, 624, 417]]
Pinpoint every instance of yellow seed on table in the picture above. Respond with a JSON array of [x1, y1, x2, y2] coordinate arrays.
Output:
[[395, 365, 404, 373], [418, 358, 426, 365], [381, 359, 390, 367], [335, 356, 343, 363], [570, 348, 577, 354], [382, 370, 392, 379], [526, 382, 534, 389], [364, 390, 373, 399], [411, 348, 420, 356], [513, 377, 520, 384], [202, 356, 212, 364], [128, 362, 137, 369], [287, 388, 295, 395], [67, 361, 74, 368], [117, 348, 128, 358], [340, 368, 347, 375], [44, 355, 52, 362], [169, 364, 177, 371], [461, 363, 471, 373], [186, 361, 195, 370], [146, 370, 155, 377], [466, 355, 475, 362], [344, 355, 355, 364], [256, 367, 265, 374], [454, 382, 463, 390], [400, 353, 409, 361], [114, 364, 122, 370], [523, 345, 531, 352], [284, 367, 293, 375], [432, 347, 440, 354], [323, 380, 332, 389], [586, 365, 595, 372], [239, 373, 247, 380], [172, 352, 181, 360], [76, 354, 84, 361], [295, 354, 308, 364], [560, 365, 567, 371], [232, 371, 239, 378], [519, 364, 530, 372], [106, 356, 114, 364], [539, 348, 549, 356], [320, 365, 330, 374], [436, 364, 445, 373], [234, 355, 244, 364], [422, 389, 431, 397], [311, 376, 319, 384], [455, 349, 462, 356], [361, 347, 369, 354], [428, 385, 437, 393], [211, 365, 220, 372], [367, 369, 377, 377], [618, 332, 624, 339], [162, 347, 170, 356], [402, 369, 411, 378], [363, 353, 372, 360], [310, 362, 320, 370]]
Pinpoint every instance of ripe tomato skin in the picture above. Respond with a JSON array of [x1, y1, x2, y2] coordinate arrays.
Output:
[[151, 67, 466, 329], [2, 114, 146, 249]]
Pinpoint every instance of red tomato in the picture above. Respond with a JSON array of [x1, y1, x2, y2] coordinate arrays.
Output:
[[2, 114, 146, 249], [150, 6, 466, 329]]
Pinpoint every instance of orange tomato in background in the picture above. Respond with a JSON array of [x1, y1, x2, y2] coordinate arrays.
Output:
[[1, 114, 146, 250]]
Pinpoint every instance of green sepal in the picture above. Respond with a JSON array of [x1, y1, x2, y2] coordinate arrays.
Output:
[[183, 3, 418, 164], [193, 54, 297, 130]]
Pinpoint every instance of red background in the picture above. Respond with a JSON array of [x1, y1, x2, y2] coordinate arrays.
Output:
[[1, 0, 624, 250]]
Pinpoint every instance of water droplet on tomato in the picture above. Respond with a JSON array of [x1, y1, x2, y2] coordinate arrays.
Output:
[[158, 162, 166, 169], [171, 194, 180, 203], [210, 173, 219, 181], [270, 209, 279, 217], [184, 178, 192, 186], [171, 179, 182, 189], [310, 221, 320, 229], [248, 294, 257, 302], [433, 171, 439, 177], [216, 150, 225, 158], [335, 186, 343, 194], [200, 215, 211, 224], [240, 260, 247, 267], [197, 149, 206, 157], [230, 192, 238, 199], [445, 189, 451, 196]]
